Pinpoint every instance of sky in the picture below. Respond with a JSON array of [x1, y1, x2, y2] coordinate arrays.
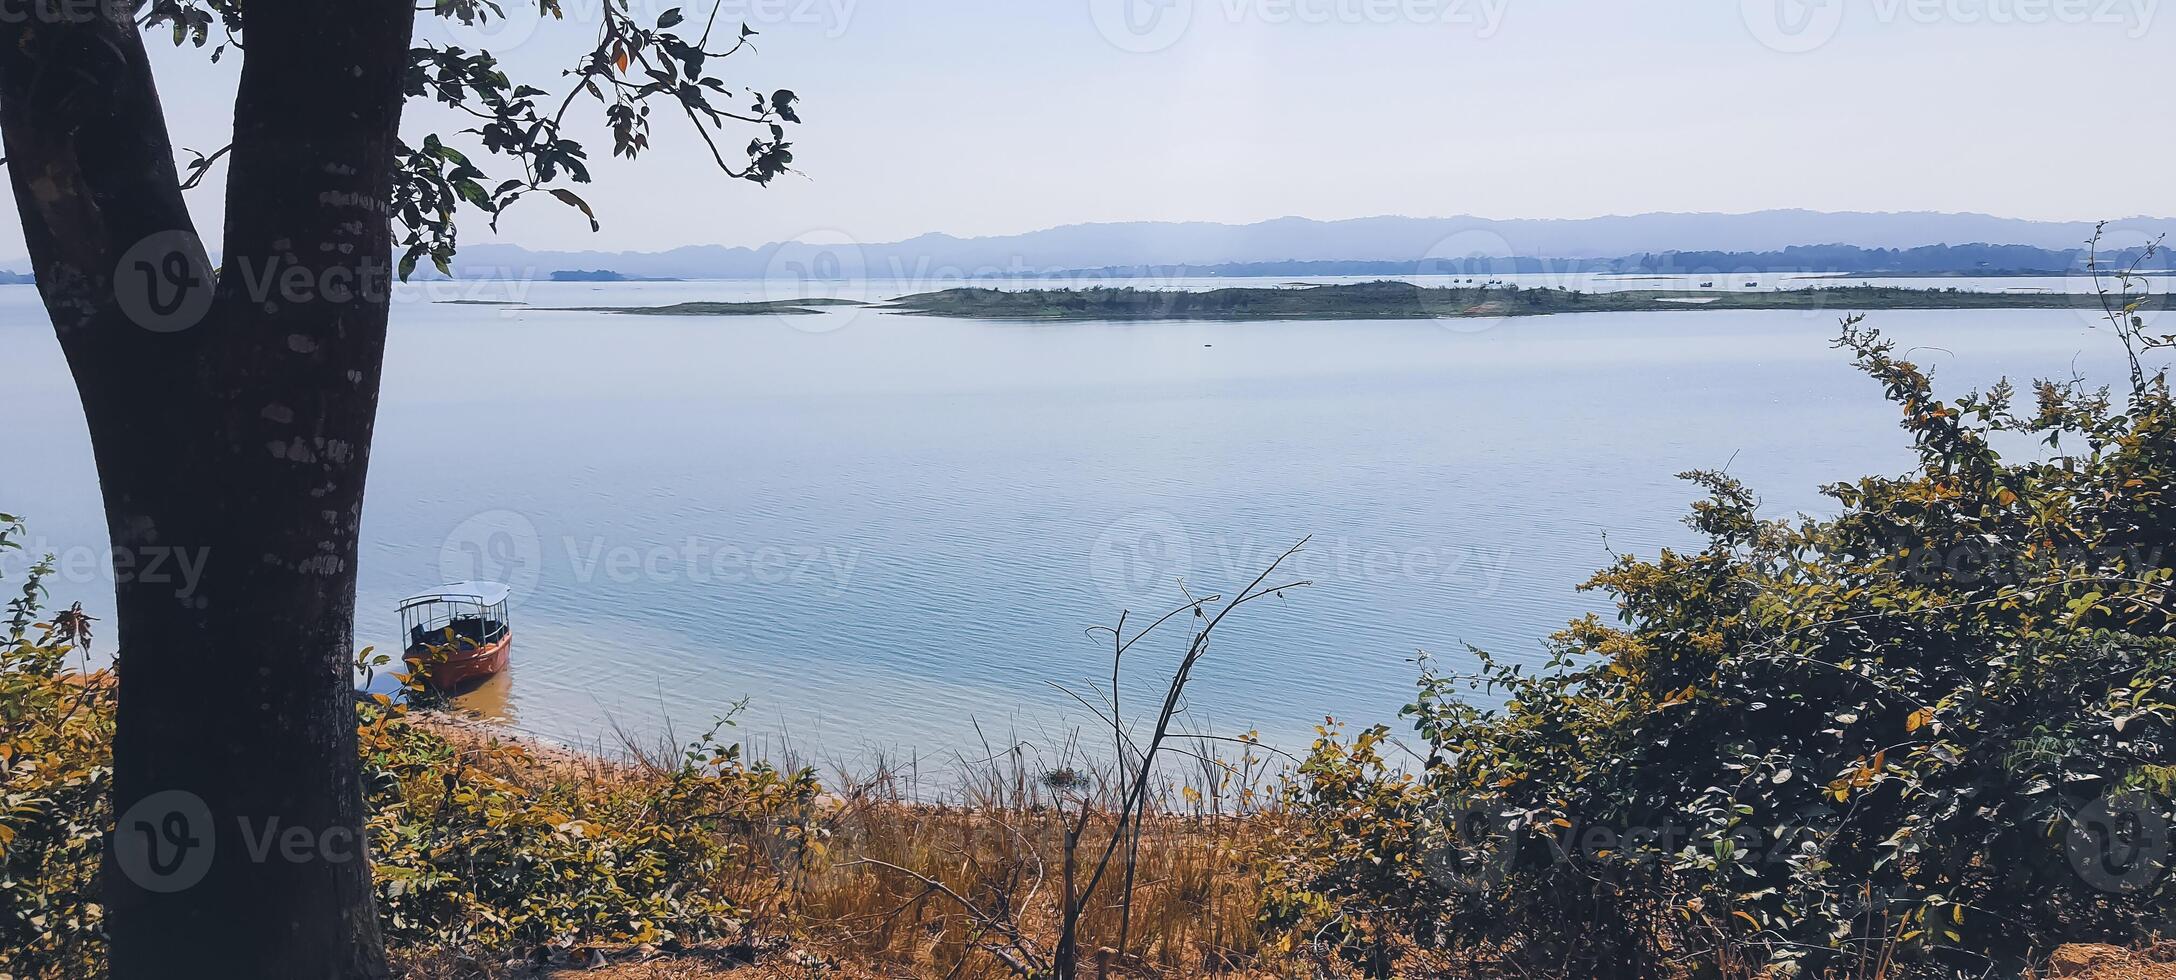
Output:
[[5, 0, 2171, 256]]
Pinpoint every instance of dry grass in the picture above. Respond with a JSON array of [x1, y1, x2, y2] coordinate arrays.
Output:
[[414, 713, 1298, 979], [2036, 943, 2176, 980], [770, 760, 1285, 977]]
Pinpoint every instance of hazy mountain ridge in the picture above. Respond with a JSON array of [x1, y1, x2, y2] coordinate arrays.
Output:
[[1047, 243, 2172, 280], [437, 211, 2174, 280], [5, 212, 2142, 281]]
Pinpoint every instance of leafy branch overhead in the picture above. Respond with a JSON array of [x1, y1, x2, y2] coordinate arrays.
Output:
[[147, 0, 802, 280]]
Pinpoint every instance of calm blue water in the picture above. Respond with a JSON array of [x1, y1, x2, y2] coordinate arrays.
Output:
[[0, 279, 2155, 763]]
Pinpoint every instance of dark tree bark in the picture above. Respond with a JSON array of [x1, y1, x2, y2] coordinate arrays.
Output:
[[1, 4, 416, 977]]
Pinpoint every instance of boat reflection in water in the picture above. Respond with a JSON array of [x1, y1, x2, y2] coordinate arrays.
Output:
[[450, 667, 517, 724]]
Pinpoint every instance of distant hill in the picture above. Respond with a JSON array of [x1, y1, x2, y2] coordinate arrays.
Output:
[[9, 212, 2159, 285], [1047, 243, 2169, 280], [437, 211, 2175, 281]]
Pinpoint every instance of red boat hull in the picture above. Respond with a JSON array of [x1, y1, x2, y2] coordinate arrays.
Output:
[[406, 634, 511, 690]]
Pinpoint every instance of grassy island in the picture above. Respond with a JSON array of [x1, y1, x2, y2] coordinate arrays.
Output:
[[543, 298, 864, 316], [884, 279, 2169, 321]]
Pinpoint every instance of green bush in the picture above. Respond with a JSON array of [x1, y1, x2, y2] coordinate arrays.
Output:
[[0, 515, 111, 979], [357, 666, 823, 955], [0, 513, 821, 976], [1267, 315, 2176, 978]]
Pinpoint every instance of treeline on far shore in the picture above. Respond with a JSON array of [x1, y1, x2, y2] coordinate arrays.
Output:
[[883, 279, 2174, 321]]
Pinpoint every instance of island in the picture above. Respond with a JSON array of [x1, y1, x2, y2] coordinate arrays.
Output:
[[546, 298, 864, 316], [547, 269, 682, 282], [883, 281, 2171, 321]]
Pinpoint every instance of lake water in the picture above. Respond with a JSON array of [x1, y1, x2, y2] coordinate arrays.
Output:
[[0, 276, 2159, 765]]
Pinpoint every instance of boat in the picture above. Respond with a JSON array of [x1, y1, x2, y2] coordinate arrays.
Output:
[[398, 581, 513, 690]]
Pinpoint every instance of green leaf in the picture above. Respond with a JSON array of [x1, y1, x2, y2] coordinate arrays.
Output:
[[549, 188, 600, 231], [453, 178, 493, 211]]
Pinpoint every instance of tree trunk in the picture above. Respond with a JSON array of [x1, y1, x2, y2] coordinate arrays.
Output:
[[1, 4, 415, 977]]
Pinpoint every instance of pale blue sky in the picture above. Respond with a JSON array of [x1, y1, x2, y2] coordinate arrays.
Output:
[[11, 0, 2172, 255]]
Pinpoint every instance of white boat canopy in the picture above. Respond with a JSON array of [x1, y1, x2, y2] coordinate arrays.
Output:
[[398, 581, 513, 610]]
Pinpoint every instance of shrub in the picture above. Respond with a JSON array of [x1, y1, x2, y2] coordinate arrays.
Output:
[[1267, 313, 2176, 978], [0, 515, 111, 979], [360, 653, 825, 958], [0, 515, 822, 975]]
